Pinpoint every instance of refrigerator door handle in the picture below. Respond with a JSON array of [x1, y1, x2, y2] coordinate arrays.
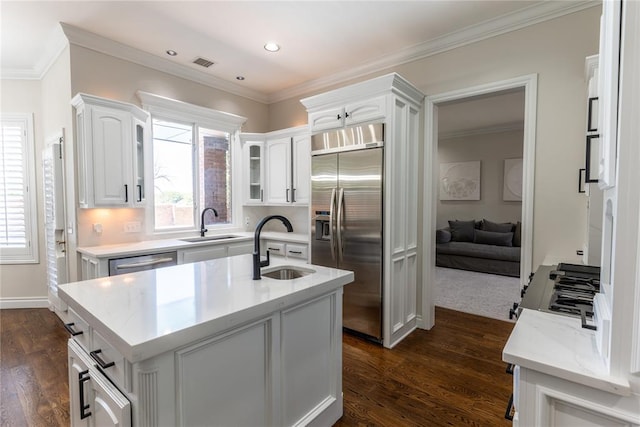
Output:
[[337, 187, 345, 261], [329, 188, 337, 261]]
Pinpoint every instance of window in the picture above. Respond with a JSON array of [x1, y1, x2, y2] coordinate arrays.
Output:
[[138, 91, 246, 233], [152, 119, 232, 230], [0, 114, 38, 263]]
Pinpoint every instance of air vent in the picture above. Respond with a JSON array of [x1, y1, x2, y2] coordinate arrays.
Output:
[[193, 57, 214, 68]]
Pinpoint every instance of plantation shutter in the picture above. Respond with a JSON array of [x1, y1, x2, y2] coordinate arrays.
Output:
[[0, 115, 38, 263]]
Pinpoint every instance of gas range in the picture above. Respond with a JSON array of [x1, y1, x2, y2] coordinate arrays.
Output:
[[517, 263, 600, 329]]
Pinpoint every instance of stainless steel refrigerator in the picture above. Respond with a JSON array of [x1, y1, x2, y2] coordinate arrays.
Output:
[[310, 123, 384, 342]]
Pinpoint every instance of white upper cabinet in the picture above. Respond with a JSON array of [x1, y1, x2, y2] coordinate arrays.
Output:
[[240, 135, 265, 204], [308, 95, 386, 132], [72, 93, 149, 208], [241, 126, 310, 206]]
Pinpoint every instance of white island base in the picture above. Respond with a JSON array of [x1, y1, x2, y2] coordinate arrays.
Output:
[[60, 255, 353, 427]]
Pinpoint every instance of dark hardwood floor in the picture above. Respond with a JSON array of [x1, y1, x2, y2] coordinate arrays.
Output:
[[0, 306, 514, 426]]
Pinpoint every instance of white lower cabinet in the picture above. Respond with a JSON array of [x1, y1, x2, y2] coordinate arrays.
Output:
[[67, 289, 343, 426], [514, 367, 640, 427], [264, 240, 309, 261], [68, 340, 131, 427]]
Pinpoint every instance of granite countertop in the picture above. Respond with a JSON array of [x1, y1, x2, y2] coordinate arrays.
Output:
[[76, 231, 310, 258], [503, 308, 631, 396], [59, 255, 352, 363]]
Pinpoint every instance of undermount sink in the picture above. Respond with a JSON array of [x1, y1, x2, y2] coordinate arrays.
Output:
[[262, 266, 315, 280], [179, 235, 239, 243]]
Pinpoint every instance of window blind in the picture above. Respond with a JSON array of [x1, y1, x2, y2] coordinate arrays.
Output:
[[0, 114, 38, 263]]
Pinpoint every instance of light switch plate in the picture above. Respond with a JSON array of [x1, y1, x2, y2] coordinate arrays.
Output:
[[124, 221, 142, 233]]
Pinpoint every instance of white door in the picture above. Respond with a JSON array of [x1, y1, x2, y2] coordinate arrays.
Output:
[[265, 137, 291, 204], [43, 133, 69, 317], [292, 134, 310, 205]]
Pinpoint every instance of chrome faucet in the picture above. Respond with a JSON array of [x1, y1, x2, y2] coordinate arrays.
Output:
[[200, 207, 218, 237], [253, 215, 293, 280]]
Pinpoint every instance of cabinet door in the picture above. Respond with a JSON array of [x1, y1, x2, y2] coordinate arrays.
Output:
[[90, 372, 131, 427], [68, 342, 92, 427], [132, 118, 146, 206], [292, 134, 310, 205], [265, 137, 292, 204], [309, 106, 345, 132], [180, 245, 228, 264], [344, 96, 386, 126], [91, 106, 132, 206], [244, 141, 265, 204]]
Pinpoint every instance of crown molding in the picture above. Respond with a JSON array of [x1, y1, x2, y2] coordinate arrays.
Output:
[[1, 25, 68, 80], [268, 0, 600, 103], [439, 121, 524, 141], [59, 23, 269, 104]]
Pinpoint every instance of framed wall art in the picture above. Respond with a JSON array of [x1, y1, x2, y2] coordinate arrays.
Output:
[[439, 161, 480, 201], [503, 158, 523, 201]]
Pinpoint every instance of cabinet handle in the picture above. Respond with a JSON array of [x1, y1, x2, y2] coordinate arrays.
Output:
[[337, 114, 341, 120], [585, 134, 600, 183], [124, 184, 128, 203], [345, 112, 350, 118], [587, 97, 598, 132], [89, 349, 115, 369], [288, 250, 303, 255], [578, 168, 586, 193], [137, 184, 143, 202], [64, 322, 83, 336], [267, 247, 281, 252], [79, 370, 92, 419], [292, 188, 296, 202], [260, 189, 263, 202], [286, 188, 290, 203], [504, 393, 514, 421]]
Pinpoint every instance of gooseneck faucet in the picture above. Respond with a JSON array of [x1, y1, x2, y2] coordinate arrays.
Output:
[[200, 207, 219, 237], [253, 215, 294, 280]]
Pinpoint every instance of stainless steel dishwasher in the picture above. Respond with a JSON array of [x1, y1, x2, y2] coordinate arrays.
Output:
[[108, 252, 178, 276]]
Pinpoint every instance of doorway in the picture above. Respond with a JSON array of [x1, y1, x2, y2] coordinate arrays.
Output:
[[421, 75, 538, 329]]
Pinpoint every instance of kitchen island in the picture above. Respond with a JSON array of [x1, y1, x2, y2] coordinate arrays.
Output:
[[59, 254, 353, 427]]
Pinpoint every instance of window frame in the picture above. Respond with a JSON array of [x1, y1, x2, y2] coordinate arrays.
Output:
[[137, 91, 246, 236], [0, 113, 39, 264]]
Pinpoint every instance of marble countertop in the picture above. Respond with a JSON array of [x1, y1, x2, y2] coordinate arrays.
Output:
[[59, 255, 352, 363], [76, 231, 309, 258], [503, 308, 631, 396]]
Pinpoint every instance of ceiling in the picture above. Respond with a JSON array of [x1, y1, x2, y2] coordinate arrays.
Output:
[[1, 1, 597, 104]]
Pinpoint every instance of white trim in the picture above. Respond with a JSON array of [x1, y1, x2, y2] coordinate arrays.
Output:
[[1, 24, 68, 80], [420, 74, 537, 330], [137, 91, 246, 133], [0, 297, 50, 309]]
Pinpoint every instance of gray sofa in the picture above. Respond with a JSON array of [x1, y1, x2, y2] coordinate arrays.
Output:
[[436, 219, 521, 277]]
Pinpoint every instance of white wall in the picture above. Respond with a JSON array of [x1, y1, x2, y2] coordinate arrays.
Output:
[[436, 129, 523, 229], [0, 80, 47, 304], [268, 6, 601, 270]]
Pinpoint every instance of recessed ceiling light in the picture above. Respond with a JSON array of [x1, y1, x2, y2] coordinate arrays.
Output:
[[264, 42, 280, 52], [236, 76, 245, 81], [166, 50, 178, 56]]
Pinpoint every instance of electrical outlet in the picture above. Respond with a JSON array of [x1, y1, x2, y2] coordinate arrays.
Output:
[[245, 217, 250, 227], [124, 221, 142, 233], [93, 223, 103, 234]]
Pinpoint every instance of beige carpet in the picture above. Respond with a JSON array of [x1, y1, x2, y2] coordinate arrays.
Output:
[[434, 266, 521, 322]]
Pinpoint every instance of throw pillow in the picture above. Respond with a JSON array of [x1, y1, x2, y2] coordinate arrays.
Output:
[[448, 220, 475, 242], [513, 221, 522, 247], [474, 229, 514, 247], [481, 219, 514, 233], [436, 229, 452, 244]]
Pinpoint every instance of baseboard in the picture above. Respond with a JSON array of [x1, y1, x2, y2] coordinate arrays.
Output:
[[0, 297, 50, 309]]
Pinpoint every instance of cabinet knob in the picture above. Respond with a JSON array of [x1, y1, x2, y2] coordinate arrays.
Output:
[[337, 114, 341, 120], [345, 112, 350, 118]]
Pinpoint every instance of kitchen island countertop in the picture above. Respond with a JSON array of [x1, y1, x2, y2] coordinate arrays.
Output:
[[59, 255, 353, 363]]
